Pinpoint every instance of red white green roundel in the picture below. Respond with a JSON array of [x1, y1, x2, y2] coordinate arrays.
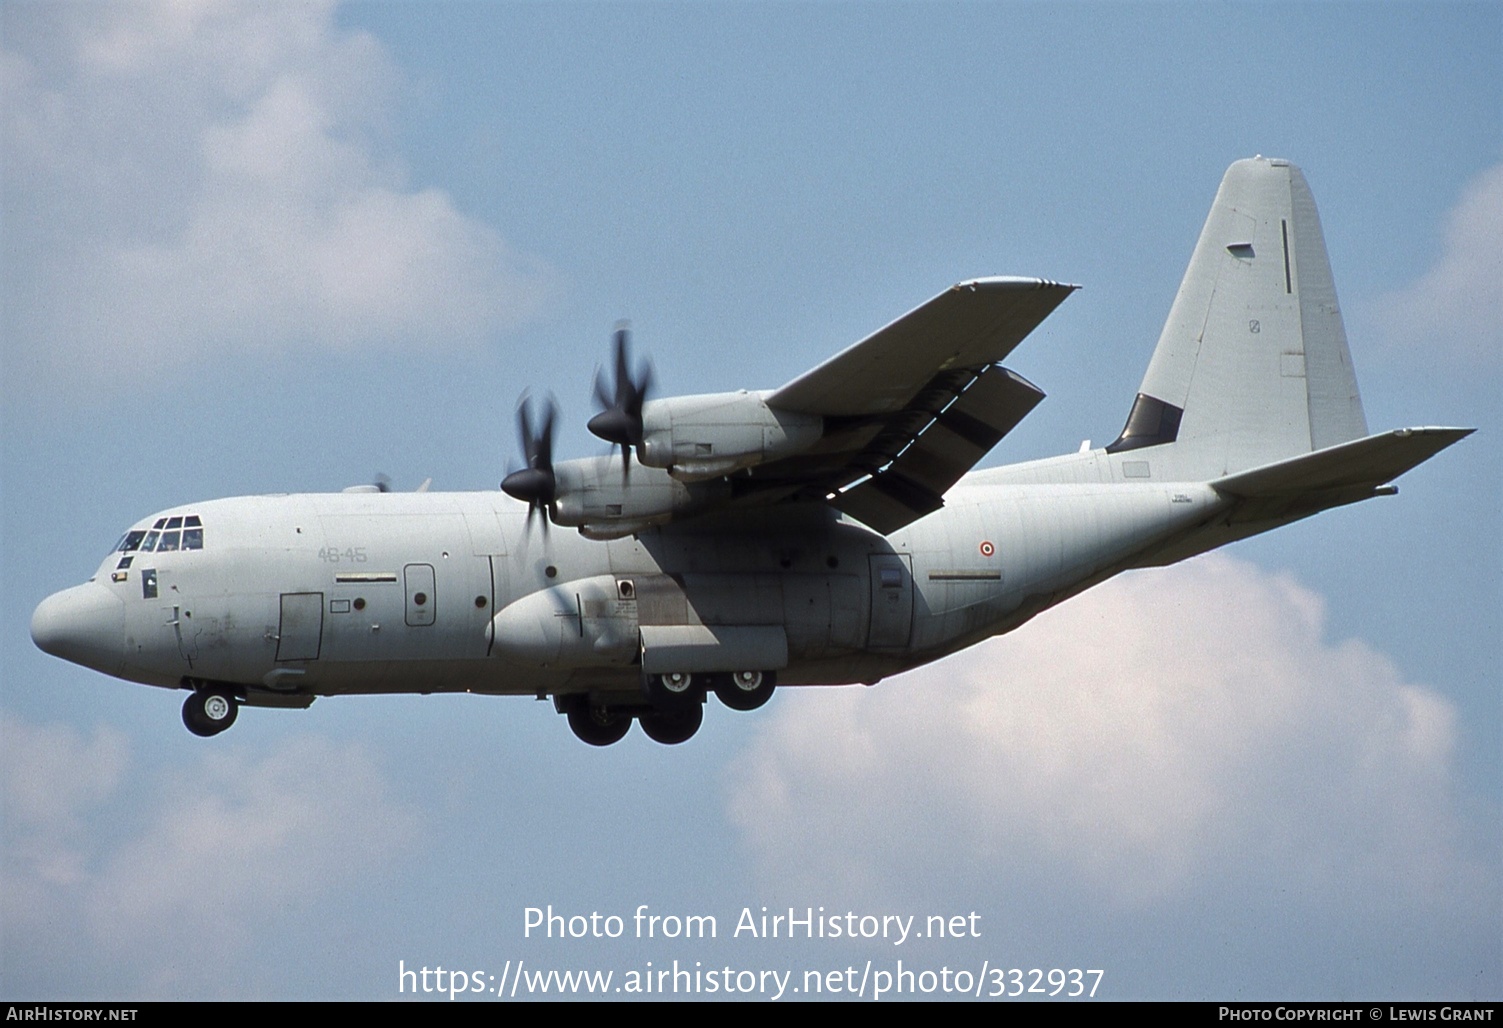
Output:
[[979, 540, 995, 557]]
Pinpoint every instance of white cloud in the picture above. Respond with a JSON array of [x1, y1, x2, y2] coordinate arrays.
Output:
[[2, 1, 554, 404], [724, 555, 1495, 921], [1379, 162, 1503, 367], [1, 717, 419, 996]]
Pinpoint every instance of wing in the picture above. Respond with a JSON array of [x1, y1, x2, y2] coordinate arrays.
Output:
[[769, 277, 1075, 416], [743, 277, 1074, 532]]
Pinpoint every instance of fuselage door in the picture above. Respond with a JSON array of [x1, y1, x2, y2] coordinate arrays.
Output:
[[867, 554, 914, 650], [277, 592, 324, 661], [405, 563, 436, 627]]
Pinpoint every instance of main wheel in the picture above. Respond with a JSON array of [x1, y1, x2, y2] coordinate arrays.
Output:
[[566, 702, 632, 746], [641, 671, 700, 709], [714, 670, 776, 712], [638, 703, 703, 745], [182, 688, 238, 737]]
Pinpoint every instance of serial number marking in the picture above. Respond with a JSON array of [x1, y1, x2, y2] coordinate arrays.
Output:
[[318, 547, 368, 563]]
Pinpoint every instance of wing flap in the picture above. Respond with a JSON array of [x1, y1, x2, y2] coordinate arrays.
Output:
[[769, 277, 1076, 417], [832, 365, 1046, 534]]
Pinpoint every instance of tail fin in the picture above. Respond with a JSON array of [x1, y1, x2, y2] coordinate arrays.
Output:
[[1108, 157, 1368, 479]]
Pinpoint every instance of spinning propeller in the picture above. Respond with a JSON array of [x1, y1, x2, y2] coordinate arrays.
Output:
[[501, 393, 559, 534], [587, 325, 654, 477]]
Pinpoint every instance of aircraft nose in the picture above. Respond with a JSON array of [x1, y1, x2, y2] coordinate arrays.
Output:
[[31, 583, 126, 676]]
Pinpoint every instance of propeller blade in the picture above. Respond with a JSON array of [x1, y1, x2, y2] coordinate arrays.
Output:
[[587, 324, 654, 479], [502, 393, 559, 535]]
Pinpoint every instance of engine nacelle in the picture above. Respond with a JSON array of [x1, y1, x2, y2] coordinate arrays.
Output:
[[549, 456, 730, 537], [637, 391, 822, 481]]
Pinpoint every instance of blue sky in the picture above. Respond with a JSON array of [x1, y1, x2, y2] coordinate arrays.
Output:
[[2, 1, 1498, 1001]]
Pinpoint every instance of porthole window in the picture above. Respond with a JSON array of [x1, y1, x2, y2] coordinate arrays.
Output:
[[413, 592, 428, 606], [474, 595, 488, 609], [353, 597, 366, 611]]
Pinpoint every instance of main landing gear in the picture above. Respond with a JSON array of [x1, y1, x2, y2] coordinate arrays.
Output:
[[565, 701, 633, 747], [182, 686, 239, 737], [560, 670, 777, 747]]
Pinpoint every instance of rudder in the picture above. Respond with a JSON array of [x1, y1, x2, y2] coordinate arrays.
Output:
[[1108, 157, 1367, 479]]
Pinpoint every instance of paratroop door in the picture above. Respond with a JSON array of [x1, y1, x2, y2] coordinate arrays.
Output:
[[277, 592, 324, 661]]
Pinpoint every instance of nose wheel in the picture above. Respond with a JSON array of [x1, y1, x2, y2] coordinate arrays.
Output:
[[182, 687, 239, 737]]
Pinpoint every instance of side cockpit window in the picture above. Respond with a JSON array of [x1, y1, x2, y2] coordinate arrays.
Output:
[[115, 515, 203, 554]]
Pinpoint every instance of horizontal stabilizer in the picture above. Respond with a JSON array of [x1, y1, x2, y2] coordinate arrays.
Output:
[[1212, 427, 1473, 498]]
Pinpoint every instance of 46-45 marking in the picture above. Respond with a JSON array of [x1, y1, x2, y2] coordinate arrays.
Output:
[[317, 547, 367, 563]]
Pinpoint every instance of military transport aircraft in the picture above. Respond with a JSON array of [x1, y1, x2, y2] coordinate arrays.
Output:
[[31, 158, 1470, 746]]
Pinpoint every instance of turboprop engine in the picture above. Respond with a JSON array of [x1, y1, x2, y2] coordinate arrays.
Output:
[[549, 456, 730, 538], [636, 391, 822, 481]]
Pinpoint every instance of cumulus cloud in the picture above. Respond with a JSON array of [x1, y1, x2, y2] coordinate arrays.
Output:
[[1379, 162, 1503, 367], [725, 555, 1496, 930], [2, 1, 553, 404], [1, 716, 419, 996]]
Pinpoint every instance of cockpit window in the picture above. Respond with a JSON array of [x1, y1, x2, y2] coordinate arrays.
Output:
[[116, 517, 204, 554]]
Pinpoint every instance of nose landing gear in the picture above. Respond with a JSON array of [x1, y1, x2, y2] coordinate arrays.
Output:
[[182, 686, 239, 737]]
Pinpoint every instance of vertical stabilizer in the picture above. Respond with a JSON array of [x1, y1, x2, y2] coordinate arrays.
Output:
[[1108, 158, 1367, 478]]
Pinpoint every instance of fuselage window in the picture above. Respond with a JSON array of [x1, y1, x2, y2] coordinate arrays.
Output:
[[165, 516, 183, 530], [117, 530, 147, 553], [140, 530, 160, 552], [157, 531, 181, 552], [183, 528, 203, 550]]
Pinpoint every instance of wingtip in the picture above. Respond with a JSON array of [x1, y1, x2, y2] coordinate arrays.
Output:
[[1391, 426, 1476, 440], [955, 276, 1081, 293]]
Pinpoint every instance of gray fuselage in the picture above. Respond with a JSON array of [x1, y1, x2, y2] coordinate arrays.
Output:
[[37, 470, 1224, 711]]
